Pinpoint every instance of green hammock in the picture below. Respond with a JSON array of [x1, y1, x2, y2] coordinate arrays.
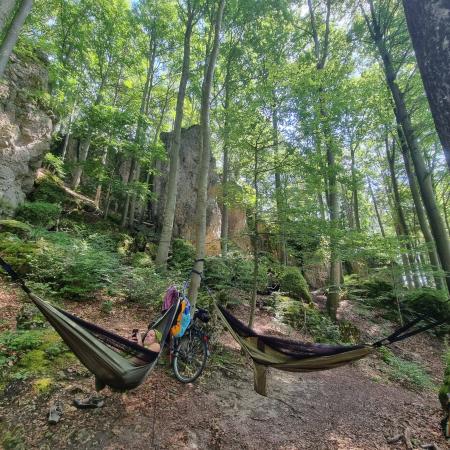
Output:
[[216, 304, 444, 396], [0, 256, 179, 392]]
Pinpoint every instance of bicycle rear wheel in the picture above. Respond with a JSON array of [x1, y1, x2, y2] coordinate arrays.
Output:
[[173, 331, 208, 383]]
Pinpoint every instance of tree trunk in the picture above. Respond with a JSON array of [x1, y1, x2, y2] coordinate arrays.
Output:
[[94, 148, 108, 207], [272, 99, 287, 265], [397, 126, 444, 290], [367, 178, 385, 237], [402, 0, 450, 170], [386, 139, 421, 289], [248, 144, 260, 328], [350, 143, 361, 231], [0, 0, 33, 78], [72, 139, 90, 189], [155, 13, 195, 266], [0, 0, 17, 36], [189, 0, 226, 308], [363, 1, 450, 293]]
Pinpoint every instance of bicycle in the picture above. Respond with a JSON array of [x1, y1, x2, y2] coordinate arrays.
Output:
[[170, 282, 210, 383]]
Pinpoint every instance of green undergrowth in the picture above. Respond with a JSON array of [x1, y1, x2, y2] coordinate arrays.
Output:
[[279, 266, 312, 303], [378, 347, 434, 391], [0, 327, 78, 394], [439, 348, 450, 410], [344, 274, 450, 327], [273, 294, 359, 344]]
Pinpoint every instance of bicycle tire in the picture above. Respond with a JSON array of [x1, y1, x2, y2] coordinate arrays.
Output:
[[172, 330, 208, 383]]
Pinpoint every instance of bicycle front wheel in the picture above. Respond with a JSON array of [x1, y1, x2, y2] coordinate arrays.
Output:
[[173, 332, 208, 383]]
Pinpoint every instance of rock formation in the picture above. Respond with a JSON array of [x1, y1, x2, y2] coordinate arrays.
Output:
[[156, 125, 222, 255], [0, 53, 53, 217]]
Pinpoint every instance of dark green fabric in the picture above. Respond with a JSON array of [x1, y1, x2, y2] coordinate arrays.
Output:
[[29, 293, 179, 391]]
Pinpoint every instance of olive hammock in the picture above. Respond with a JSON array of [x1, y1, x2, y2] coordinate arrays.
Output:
[[216, 304, 445, 396], [0, 256, 180, 392]]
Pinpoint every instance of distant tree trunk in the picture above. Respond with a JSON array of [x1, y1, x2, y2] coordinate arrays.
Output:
[[189, 0, 226, 308], [61, 101, 76, 162], [0, 0, 17, 35], [386, 139, 421, 288], [402, 0, 450, 170], [367, 178, 385, 237], [121, 32, 157, 229], [71, 139, 90, 189], [94, 149, 108, 207], [0, 0, 33, 78], [248, 144, 260, 328], [397, 126, 444, 290], [220, 58, 231, 257], [155, 12, 195, 266], [362, 0, 450, 293], [350, 143, 361, 231], [272, 99, 287, 265]]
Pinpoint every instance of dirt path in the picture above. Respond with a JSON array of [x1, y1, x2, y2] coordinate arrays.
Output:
[[0, 283, 448, 449]]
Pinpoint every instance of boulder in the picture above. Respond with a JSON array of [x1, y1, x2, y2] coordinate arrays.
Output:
[[0, 54, 53, 217]]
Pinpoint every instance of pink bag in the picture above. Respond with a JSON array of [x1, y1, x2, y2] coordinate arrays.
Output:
[[162, 286, 179, 311]]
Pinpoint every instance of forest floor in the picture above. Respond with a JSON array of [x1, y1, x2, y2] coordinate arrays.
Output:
[[0, 280, 448, 450]]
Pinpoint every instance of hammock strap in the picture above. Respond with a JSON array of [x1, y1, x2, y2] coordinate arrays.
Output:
[[0, 256, 30, 294], [373, 316, 446, 347]]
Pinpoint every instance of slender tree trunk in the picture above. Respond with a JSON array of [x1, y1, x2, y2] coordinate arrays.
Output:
[[248, 144, 259, 328], [0, 0, 17, 35], [363, 1, 450, 293], [94, 148, 108, 207], [367, 178, 385, 237], [272, 99, 287, 265], [220, 63, 231, 257], [72, 139, 90, 189], [61, 101, 76, 162], [155, 13, 195, 266], [0, 0, 33, 78], [189, 0, 226, 308], [397, 126, 444, 290], [402, 0, 450, 170], [350, 144, 361, 231], [386, 139, 421, 289]]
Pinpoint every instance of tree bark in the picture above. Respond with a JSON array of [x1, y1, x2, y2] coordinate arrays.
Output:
[[220, 55, 232, 257], [396, 126, 444, 290], [0, 0, 33, 78], [363, 0, 450, 293], [0, 0, 17, 36], [189, 0, 226, 308], [386, 138, 421, 289], [350, 143, 361, 231], [272, 98, 287, 265], [367, 178, 385, 237], [402, 0, 450, 170], [155, 12, 195, 266]]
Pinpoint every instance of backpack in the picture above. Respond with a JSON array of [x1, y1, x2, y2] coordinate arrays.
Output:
[[171, 298, 191, 338]]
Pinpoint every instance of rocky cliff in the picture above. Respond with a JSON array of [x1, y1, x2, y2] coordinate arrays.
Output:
[[156, 125, 222, 255], [0, 54, 53, 217]]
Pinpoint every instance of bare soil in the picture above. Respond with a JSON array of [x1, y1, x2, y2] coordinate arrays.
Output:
[[0, 282, 448, 449]]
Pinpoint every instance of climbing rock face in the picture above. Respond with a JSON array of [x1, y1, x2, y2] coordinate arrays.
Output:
[[0, 54, 53, 217], [157, 125, 222, 255]]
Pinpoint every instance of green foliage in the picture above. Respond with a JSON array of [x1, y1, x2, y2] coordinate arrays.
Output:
[[168, 239, 195, 272], [119, 267, 168, 306], [378, 347, 434, 391], [403, 288, 450, 322], [0, 219, 32, 237], [30, 231, 121, 299], [276, 295, 343, 343], [0, 233, 37, 274], [16, 201, 62, 228], [131, 252, 154, 268], [43, 153, 66, 178], [279, 266, 312, 302], [32, 174, 67, 204], [203, 255, 269, 292], [100, 300, 113, 314], [439, 348, 450, 410], [1, 426, 26, 450]]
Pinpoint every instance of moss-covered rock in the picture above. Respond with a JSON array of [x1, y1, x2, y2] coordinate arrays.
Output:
[[16, 201, 62, 228], [279, 267, 312, 303], [0, 219, 32, 237]]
